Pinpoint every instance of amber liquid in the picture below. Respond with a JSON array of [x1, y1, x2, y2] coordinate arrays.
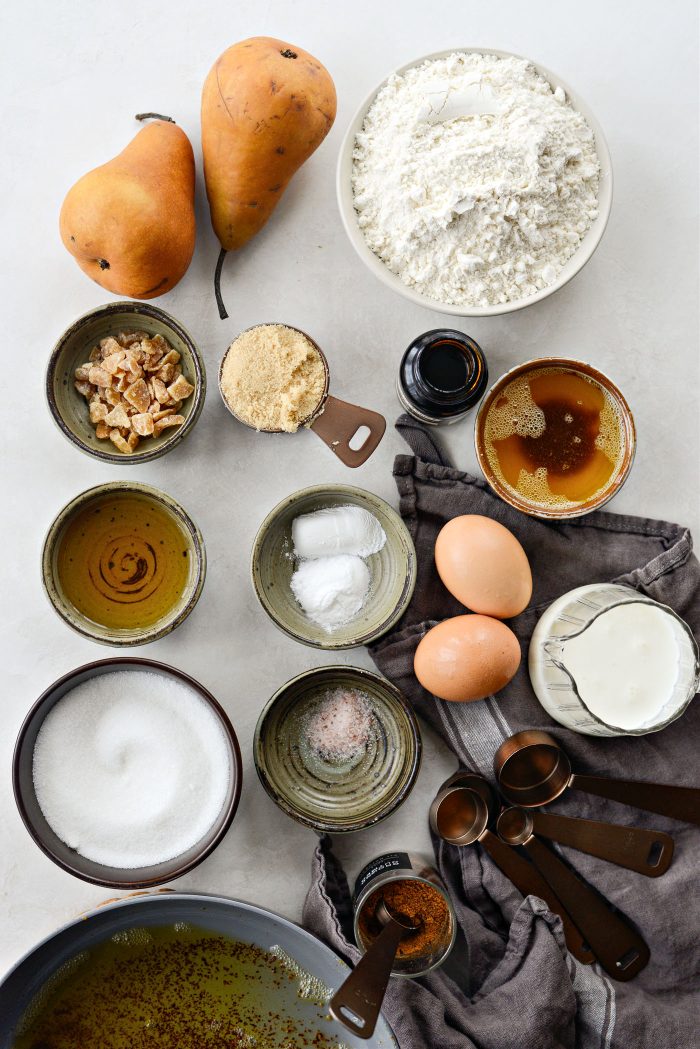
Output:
[[483, 369, 624, 509], [56, 492, 191, 631]]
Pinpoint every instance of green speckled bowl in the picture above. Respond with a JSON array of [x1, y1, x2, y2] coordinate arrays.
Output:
[[254, 666, 422, 832], [46, 302, 206, 464], [41, 481, 206, 647], [251, 485, 417, 650]]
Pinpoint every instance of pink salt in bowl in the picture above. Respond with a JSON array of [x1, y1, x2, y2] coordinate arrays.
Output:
[[254, 666, 421, 832]]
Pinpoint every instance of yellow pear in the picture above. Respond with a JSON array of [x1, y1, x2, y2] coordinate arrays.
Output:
[[201, 38, 336, 316], [60, 116, 196, 299]]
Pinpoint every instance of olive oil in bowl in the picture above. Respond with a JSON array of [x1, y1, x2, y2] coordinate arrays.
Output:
[[13, 924, 342, 1049], [43, 482, 205, 645]]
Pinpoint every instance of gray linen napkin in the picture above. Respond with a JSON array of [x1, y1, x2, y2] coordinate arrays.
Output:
[[303, 416, 700, 1049]]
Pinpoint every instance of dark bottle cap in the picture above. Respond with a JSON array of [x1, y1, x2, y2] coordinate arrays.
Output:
[[397, 330, 488, 425]]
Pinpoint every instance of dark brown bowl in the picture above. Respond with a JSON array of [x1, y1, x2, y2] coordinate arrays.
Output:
[[13, 658, 242, 889]]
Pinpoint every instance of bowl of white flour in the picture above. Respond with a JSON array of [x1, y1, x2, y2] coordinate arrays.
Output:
[[337, 49, 612, 316]]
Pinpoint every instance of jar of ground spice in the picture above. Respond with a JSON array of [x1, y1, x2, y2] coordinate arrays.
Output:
[[353, 852, 456, 977]]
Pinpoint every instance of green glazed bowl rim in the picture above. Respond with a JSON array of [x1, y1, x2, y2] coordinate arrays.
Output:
[[46, 300, 206, 465], [41, 480, 206, 647], [254, 665, 422, 833], [250, 484, 417, 650], [12, 657, 243, 889]]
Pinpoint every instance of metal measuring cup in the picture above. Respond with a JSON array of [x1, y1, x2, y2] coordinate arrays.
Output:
[[497, 807, 650, 981], [429, 772, 594, 964], [496, 806, 674, 877], [494, 730, 700, 825], [219, 324, 386, 467]]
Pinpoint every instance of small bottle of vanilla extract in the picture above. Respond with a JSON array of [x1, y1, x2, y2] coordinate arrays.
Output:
[[397, 329, 488, 425]]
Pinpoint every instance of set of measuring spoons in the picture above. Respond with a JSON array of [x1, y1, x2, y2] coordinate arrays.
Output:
[[430, 730, 700, 981]]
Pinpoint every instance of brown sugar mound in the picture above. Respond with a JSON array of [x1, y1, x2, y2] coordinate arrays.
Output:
[[220, 324, 327, 432]]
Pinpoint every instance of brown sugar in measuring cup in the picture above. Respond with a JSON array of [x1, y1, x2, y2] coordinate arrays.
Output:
[[219, 323, 386, 467], [494, 730, 700, 825]]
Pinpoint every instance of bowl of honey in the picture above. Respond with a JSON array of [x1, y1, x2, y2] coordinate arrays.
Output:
[[42, 482, 206, 645], [474, 358, 636, 519]]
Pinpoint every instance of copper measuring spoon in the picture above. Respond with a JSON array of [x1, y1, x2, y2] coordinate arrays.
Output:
[[329, 900, 419, 1040], [497, 808, 650, 981], [495, 730, 700, 825], [498, 806, 674, 877], [219, 324, 386, 468], [429, 773, 594, 963]]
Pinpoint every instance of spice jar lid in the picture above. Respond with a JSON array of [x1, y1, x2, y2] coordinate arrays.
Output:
[[352, 852, 456, 977], [397, 329, 488, 425]]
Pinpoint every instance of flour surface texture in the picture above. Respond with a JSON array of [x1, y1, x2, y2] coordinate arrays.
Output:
[[352, 53, 601, 306]]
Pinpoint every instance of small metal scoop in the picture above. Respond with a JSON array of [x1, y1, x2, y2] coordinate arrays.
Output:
[[497, 807, 650, 981], [495, 730, 700, 825], [498, 806, 674, 877], [329, 899, 419, 1040], [429, 773, 594, 963], [219, 324, 386, 468]]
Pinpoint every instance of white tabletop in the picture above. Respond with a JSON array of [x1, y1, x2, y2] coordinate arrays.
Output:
[[2, 0, 698, 978]]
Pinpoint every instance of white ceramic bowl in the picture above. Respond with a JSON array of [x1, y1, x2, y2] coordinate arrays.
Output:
[[337, 48, 613, 318]]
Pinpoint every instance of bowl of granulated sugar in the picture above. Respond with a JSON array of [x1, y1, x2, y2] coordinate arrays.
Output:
[[338, 48, 612, 317], [13, 658, 242, 888]]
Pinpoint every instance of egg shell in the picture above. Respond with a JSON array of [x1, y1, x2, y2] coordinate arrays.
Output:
[[414, 614, 521, 703], [435, 515, 532, 619]]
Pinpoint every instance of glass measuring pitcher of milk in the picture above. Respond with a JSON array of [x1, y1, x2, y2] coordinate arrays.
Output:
[[529, 584, 699, 737]]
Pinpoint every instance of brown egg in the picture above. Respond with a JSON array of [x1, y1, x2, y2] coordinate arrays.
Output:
[[414, 614, 521, 703], [435, 515, 532, 619]]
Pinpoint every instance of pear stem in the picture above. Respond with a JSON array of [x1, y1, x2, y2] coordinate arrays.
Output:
[[135, 112, 176, 124], [214, 248, 229, 320]]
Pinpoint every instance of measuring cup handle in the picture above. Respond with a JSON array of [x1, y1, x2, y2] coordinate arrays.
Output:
[[482, 829, 548, 897], [309, 395, 386, 468], [523, 836, 650, 981], [329, 919, 404, 1039], [530, 812, 674, 877], [482, 830, 594, 964], [570, 773, 700, 827]]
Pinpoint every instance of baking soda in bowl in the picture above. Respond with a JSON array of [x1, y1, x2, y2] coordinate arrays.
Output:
[[288, 505, 387, 633], [32, 670, 231, 868]]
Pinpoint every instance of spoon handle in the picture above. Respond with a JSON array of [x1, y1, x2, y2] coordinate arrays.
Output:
[[570, 773, 700, 826], [481, 829, 595, 964], [521, 835, 650, 981], [529, 810, 674, 876], [329, 918, 405, 1039]]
